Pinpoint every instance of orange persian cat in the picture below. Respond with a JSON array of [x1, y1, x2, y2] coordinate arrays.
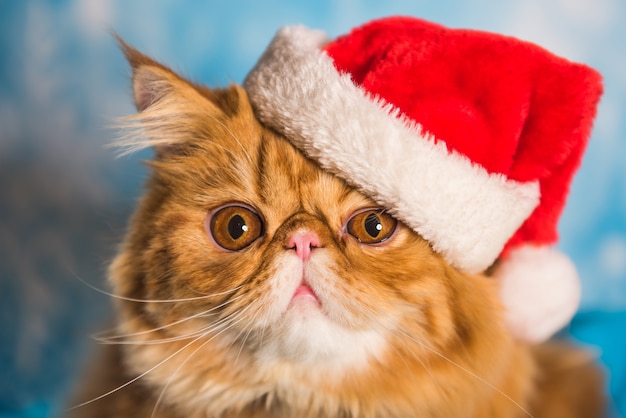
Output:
[[71, 42, 606, 418]]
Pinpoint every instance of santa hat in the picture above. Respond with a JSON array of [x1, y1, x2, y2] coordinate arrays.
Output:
[[244, 16, 603, 342]]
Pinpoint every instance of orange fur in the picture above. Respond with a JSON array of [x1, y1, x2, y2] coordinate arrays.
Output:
[[71, 42, 606, 418]]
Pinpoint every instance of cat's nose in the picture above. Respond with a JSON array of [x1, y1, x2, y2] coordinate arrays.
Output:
[[285, 230, 320, 261]]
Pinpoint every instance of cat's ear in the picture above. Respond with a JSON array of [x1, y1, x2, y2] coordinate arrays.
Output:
[[123, 46, 170, 113], [116, 35, 220, 113], [114, 35, 224, 155]]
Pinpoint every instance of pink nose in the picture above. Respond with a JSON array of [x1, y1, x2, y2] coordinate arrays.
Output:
[[286, 230, 320, 261]]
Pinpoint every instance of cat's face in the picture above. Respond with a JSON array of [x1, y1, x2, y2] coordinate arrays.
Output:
[[108, 43, 520, 417], [117, 83, 449, 362]]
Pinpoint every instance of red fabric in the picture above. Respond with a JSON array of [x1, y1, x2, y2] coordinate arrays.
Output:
[[323, 16, 603, 255]]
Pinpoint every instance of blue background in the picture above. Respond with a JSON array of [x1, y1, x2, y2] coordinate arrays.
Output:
[[1, 1, 625, 417]]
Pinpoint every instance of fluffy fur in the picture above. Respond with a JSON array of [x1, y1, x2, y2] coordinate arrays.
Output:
[[71, 42, 606, 418], [497, 246, 581, 342]]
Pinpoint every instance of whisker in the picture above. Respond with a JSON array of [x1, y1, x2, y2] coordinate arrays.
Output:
[[93, 295, 245, 343], [96, 325, 212, 346], [150, 306, 255, 418], [67, 329, 208, 412], [72, 271, 243, 303], [140, 306, 245, 345], [397, 330, 534, 418], [98, 311, 240, 346], [255, 313, 268, 356], [70, 305, 251, 412], [231, 307, 261, 366], [390, 337, 432, 391]]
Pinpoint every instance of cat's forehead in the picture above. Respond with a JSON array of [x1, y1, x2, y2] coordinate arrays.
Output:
[[255, 128, 372, 221], [151, 84, 375, 222]]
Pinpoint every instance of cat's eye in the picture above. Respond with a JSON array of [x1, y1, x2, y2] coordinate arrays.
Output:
[[207, 205, 264, 251], [346, 209, 397, 244]]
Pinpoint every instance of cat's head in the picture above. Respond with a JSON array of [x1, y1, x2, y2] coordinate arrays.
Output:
[[108, 40, 519, 416]]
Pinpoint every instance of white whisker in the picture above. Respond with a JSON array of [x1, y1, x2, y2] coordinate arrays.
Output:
[[69, 304, 252, 413], [150, 305, 256, 418], [96, 325, 212, 346], [99, 311, 241, 346], [67, 330, 207, 412], [398, 330, 534, 418], [93, 295, 245, 343], [73, 271, 243, 303], [162, 310, 246, 345], [231, 307, 261, 366], [390, 337, 431, 391]]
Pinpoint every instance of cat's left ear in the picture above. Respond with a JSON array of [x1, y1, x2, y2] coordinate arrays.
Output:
[[116, 34, 223, 113], [114, 34, 225, 154]]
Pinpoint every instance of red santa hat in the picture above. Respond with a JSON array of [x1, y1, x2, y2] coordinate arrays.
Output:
[[244, 16, 603, 342]]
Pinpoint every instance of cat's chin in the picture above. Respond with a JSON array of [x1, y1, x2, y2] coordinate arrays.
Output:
[[254, 298, 387, 373]]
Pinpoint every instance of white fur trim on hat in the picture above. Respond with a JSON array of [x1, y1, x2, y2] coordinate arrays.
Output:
[[496, 245, 581, 342], [244, 25, 540, 273]]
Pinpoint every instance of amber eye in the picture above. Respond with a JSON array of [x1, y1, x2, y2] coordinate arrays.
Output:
[[207, 205, 264, 251], [346, 209, 397, 244]]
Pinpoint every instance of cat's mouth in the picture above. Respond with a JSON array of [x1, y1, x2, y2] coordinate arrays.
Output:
[[290, 282, 321, 307]]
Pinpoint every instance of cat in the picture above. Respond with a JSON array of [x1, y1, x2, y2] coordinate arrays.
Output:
[[70, 40, 607, 418]]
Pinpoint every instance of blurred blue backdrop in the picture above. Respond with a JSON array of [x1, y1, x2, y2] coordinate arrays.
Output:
[[1, 1, 624, 417]]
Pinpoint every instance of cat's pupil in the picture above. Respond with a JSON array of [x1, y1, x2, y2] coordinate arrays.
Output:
[[228, 215, 248, 240], [364, 213, 382, 238]]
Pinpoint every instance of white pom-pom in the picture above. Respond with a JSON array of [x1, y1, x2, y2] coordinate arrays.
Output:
[[495, 245, 581, 343]]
